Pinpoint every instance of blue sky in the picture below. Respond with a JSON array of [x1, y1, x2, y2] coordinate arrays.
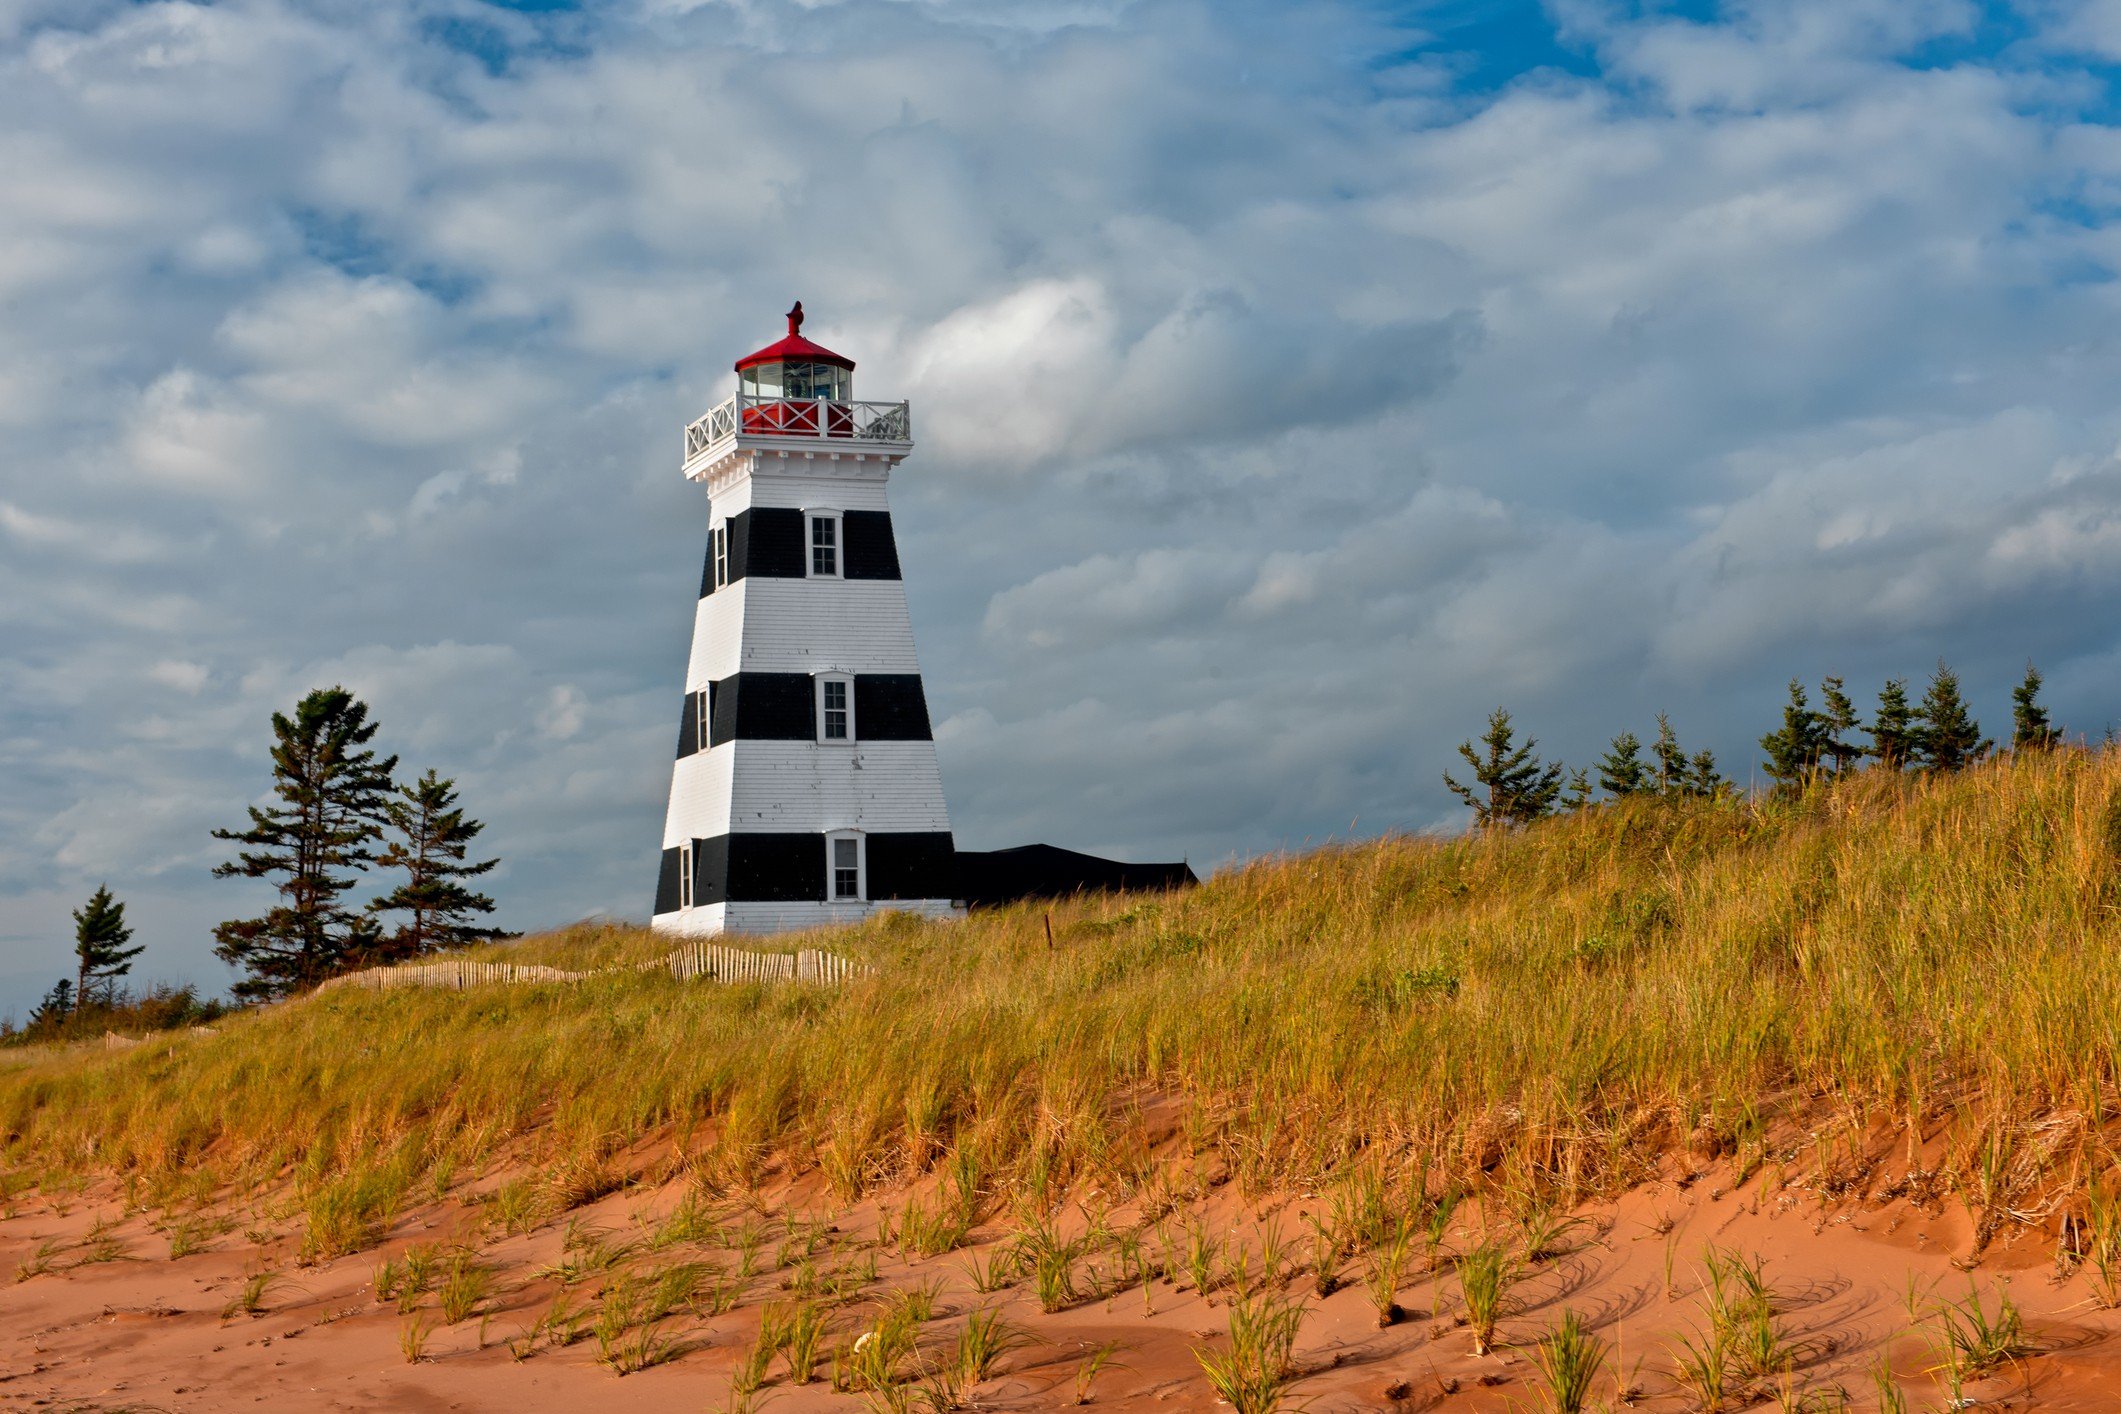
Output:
[[4, 0, 2121, 1014]]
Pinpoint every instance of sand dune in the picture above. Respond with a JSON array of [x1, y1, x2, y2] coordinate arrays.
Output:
[[5, 1137, 2116, 1412]]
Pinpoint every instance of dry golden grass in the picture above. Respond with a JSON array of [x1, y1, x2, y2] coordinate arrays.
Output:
[[3, 748, 2119, 1247]]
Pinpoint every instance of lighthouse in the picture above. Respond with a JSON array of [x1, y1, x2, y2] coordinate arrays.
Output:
[[652, 305, 960, 935]]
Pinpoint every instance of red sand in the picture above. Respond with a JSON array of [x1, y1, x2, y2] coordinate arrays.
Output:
[[5, 1151, 2118, 1411]]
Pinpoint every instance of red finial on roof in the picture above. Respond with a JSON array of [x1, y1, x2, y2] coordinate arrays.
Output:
[[735, 302, 855, 373]]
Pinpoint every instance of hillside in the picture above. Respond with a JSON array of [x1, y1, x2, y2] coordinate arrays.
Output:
[[4, 750, 2121, 1410]]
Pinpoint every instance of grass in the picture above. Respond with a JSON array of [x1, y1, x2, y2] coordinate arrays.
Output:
[[1921, 1279, 2035, 1394], [14, 1236, 64, 1281], [952, 1305, 1031, 1387], [1457, 1240, 1519, 1356], [1074, 1340, 1128, 1404], [1193, 1288, 1305, 1414], [1361, 1215, 1416, 1327], [223, 1267, 281, 1319], [165, 1215, 212, 1259], [3, 752, 2121, 1276], [784, 1299, 831, 1383], [437, 1250, 494, 1323], [1531, 1309, 1607, 1414]]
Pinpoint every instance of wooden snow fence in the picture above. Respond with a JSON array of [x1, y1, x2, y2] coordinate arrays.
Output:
[[660, 941, 859, 986], [316, 960, 593, 994], [315, 944, 862, 997]]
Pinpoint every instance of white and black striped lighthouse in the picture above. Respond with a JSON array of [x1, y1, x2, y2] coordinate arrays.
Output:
[[651, 304, 960, 935]]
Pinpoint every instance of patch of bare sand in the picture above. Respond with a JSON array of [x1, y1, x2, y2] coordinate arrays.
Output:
[[4, 1151, 2118, 1412]]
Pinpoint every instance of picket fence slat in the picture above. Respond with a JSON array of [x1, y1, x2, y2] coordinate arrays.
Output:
[[312, 939, 865, 998]]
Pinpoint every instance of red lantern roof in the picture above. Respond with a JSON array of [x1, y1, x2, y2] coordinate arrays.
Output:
[[734, 301, 856, 373]]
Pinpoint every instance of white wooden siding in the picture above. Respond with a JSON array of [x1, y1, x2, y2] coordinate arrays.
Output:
[[663, 741, 949, 838], [745, 469, 894, 512], [652, 898, 958, 935], [686, 581, 926, 683]]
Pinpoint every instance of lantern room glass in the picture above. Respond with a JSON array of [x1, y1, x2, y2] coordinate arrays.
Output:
[[742, 361, 849, 402]]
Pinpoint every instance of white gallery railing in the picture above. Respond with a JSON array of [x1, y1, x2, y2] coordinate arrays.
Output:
[[684, 395, 912, 463]]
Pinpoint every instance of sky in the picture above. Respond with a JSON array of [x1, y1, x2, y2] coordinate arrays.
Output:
[[5, 0, 2121, 1014]]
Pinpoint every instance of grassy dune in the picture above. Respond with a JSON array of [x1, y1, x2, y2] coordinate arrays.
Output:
[[4, 748, 2120, 1247]]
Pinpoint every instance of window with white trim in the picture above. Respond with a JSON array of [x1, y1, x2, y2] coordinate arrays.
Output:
[[828, 832, 864, 902], [808, 512, 840, 578], [711, 524, 728, 588], [695, 684, 712, 750], [678, 840, 695, 910], [816, 674, 853, 743]]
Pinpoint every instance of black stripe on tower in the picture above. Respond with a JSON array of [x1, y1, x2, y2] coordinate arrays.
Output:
[[854, 674, 933, 739], [731, 508, 804, 581], [679, 674, 934, 751], [674, 831, 957, 905], [842, 511, 901, 579], [699, 509, 902, 597], [676, 689, 699, 758], [866, 832, 957, 899], [654, 845, 683, 915], [720, 673, 813, 741]]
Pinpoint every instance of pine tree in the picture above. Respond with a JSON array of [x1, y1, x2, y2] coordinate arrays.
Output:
[[2011, 663, 2060, 751], [1444, 708, 1565, 828], [1758, 679, 1829, 790], [71, 886, 141, 1010], [367, 769, 512, 961], [1818, 676, 1864, 776], [1652, 714, 1688, 796], [1913, 661, 1990, 771], [28, 979, 74, 1030], [1596, 731, 1649, 798], [1686, 749, 1724, 797], [1868, 678, 1918, 769], [211, 686, 398, 1000], [1561, 768, 1594, 812]]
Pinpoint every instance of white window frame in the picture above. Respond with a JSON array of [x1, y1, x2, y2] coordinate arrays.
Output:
[[677, 840, 695, 910], [695, 683, 713, 750], [807, 510, 843, 579], [815, 673, 855, 744], [827, 830, 865, 903], [711, 524, 729, 588]]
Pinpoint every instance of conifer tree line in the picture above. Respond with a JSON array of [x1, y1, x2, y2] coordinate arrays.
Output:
[[13, 886, 226, 1044], [1448, 660, 2067, 828], [211, 685, 513, 1000], [12, 684, 512, 1036]]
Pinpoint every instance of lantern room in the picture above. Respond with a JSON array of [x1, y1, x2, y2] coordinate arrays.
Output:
[[737, 300, 854, 401], [682, 302, 911, 470]]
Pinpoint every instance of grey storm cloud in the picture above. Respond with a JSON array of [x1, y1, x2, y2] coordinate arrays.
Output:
[[4, 0, 2121, 1010]]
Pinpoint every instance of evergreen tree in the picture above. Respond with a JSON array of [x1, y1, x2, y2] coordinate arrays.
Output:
[[1686, 749, 1725, 797], [1913, 661, 1990, 771], [367, 769, 512, 961], [71, 885, 141, 1009], [1868, 678, 1918, 770], [28, 979, 74, 1029], [1819, 676, 1865, 776], [1561, 768, 1594, 813], [1444, 709, 1565, 828], [1652, 714, 1689, 796], [1758, 679, 1830, 790], [2011, 663, 2060, 751], [211, 687, 398, 999], [1595, 731, 1649, 798]]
